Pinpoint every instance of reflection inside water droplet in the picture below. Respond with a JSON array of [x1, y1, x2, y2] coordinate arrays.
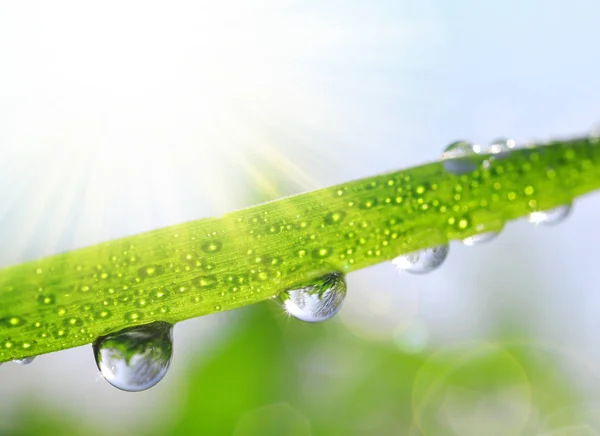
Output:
[[463, 232, 499, 246], [13, 357, 35, 365], [441, 141, 479, 175], [443, 141, 477, 158], [277, 272, 346, 323], [393, 244, 449, 274], [93, 321, 173, 392], [529, 204, 572, 226]]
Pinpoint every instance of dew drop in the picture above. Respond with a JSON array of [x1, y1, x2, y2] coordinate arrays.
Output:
[[392, 244, 449, 274], [14, 357, 35, 365], [125, 311, 143, 323], [359, 198, 377, 210], [6, 316, 24, 327], [529, 204, 572, 226], [258, 271, 269, 280], [138, 265, 165, 278], [193, 275, 217, 289], [312, 247, 331, 259], [488, 138, 516, 155], [441, 141, 479, 175], [154, 289, 168, 299], [37, 294, 55, 305], [93, 321, 173, 392], [201, 240, 223, 253], [463, 232, 499, 246], [277, 272, 346, 323], [63, 317, 83, 327], [324, 211, 346, 225], [50, 327, 67, 339]]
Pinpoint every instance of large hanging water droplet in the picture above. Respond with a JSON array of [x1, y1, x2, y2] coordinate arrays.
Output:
[[13, 357, 35, 365], [93, 321, 173, 392], [528, 204, 572, 226], [441, 141, 479, 175], [277, 272, 346, 323], [463, 232, 499, 246], [393, 244, 449, 274]]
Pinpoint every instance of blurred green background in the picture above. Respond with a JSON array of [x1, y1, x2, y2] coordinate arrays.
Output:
[[2, 1, 600, 435]]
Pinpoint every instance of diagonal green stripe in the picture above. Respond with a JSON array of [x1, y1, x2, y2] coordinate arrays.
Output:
[[1, 136, 599, 362]]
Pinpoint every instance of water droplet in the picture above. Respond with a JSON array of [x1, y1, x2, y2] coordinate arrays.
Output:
[[324, 211, 346, 225], [93, 321, 173, 392], [4, 316, 25, 327], [193, 275, 217, 289], [50, 326, 67, 339], [14, 357, 35, 365], [277, 272, 346, 323], [99, 309, 112, 319], [125, 311, 143, 323], [63, 317, 83, 327], [359, 198, 377, 210], [392, 244, 449, 274], [154, 289, 168, 299], [201, 240, 222, 253], [463, 232, 499, 246], [441, 141, 479, 175], [37, 294, 55, 305], [312, 247, 331, 259], [529, 204, 572, 226], [138, 265, 165, 278], [258, 271, 269, 280], [488, 138, 516, 155]]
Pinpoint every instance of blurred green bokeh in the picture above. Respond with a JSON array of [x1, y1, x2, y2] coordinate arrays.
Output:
[[5, 301, 592, 435]]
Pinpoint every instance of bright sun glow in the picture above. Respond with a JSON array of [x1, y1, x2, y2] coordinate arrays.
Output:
[[0, 0, 436, 264]]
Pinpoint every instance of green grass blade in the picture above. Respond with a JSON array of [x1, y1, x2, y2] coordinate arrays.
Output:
[[1, 136, 599, 361]]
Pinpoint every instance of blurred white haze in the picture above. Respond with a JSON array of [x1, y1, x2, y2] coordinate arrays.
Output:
[[1, 0, 600, 433]]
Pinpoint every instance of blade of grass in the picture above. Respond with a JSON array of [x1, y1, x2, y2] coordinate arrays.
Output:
[[1, 136, 599, 361]]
